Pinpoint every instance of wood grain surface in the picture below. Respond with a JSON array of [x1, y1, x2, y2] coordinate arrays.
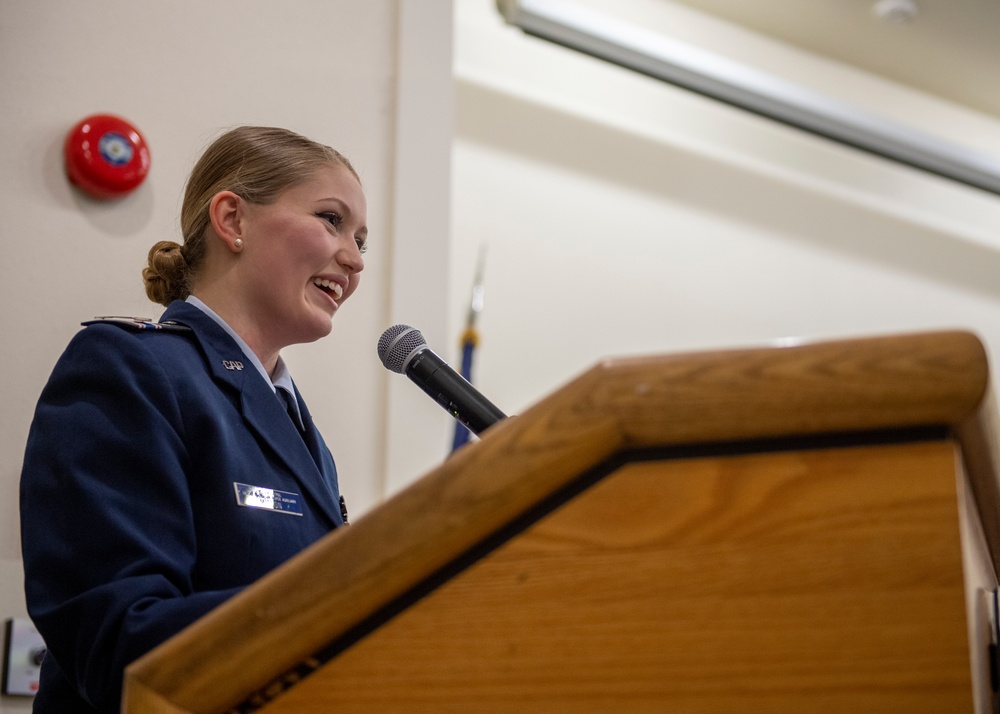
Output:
[[121, 330, 993, 713], [260, 442, 973, 712]]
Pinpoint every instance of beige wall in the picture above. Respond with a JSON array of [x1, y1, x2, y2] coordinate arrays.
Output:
[[450, 0, 1000, 421], [0, 3, 453, 709]]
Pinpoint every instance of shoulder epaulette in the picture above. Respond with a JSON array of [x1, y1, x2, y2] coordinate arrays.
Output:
[[81, 316, 192, 333]]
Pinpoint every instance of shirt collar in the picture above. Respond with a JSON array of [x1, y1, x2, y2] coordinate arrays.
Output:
[[183, 296, 304, 428]]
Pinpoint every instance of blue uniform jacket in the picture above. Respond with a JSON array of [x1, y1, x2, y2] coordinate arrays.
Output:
[[20, 300, 346, 713]]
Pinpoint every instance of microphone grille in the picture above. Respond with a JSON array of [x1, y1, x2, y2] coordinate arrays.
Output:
[[377, 324, 426, 373]]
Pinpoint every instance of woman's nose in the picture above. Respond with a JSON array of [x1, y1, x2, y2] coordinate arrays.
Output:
[[338, 240, 365, 273]]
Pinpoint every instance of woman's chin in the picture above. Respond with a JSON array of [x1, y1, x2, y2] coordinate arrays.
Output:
[[308, 314, 335, 341]]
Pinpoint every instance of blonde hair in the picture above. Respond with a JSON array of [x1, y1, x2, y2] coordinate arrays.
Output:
[[142, 126, 358, 306]]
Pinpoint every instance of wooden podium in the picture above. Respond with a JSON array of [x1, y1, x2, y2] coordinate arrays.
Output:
[[123, 331, 1000, 713]]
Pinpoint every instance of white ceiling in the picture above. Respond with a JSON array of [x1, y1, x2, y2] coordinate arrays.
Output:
[[664, 0, 1000, 119]]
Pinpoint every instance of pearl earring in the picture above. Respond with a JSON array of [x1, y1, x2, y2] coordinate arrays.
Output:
[[234, 238, 243, 251]]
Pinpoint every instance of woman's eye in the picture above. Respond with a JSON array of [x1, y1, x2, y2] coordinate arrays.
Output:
[[356, 238, 368, 255], [319, 212, 342, 228]]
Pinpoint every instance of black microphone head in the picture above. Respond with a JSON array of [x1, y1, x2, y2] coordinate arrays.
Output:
[[378, 324, 427, 374]]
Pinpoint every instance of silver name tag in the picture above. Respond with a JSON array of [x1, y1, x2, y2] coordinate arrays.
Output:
[[233, 482, 304, 516]]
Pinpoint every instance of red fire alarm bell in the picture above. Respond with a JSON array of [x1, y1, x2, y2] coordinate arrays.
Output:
[[64, 114, 150, 199]]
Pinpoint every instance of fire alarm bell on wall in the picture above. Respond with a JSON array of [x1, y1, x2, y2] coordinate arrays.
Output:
[[64, 113, 151, 199]]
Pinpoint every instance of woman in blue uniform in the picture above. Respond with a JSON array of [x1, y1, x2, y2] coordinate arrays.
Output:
[[20, 126, 367, 713]]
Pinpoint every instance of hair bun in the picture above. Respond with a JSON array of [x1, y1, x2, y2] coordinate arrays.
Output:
[[142, 240, 189, 306]]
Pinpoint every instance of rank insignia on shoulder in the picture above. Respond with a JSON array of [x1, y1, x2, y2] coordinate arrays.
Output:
[[81, 316, 192, 333]]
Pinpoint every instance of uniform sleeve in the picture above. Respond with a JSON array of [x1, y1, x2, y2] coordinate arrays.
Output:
[[20, 326, 242, 712]]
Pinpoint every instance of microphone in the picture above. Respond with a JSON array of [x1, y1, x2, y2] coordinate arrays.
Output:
[[378, 324, 507, 436]]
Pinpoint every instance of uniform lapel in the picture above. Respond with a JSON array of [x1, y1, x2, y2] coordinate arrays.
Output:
[[288, 385, 325, 471], [160, 301, 341, 527]]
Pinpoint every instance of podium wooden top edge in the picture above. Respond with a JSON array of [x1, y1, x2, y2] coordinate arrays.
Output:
[[123, 329, 994, 713]]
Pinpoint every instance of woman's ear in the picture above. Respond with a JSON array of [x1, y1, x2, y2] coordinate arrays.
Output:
[[208, 191, 245, 253]]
